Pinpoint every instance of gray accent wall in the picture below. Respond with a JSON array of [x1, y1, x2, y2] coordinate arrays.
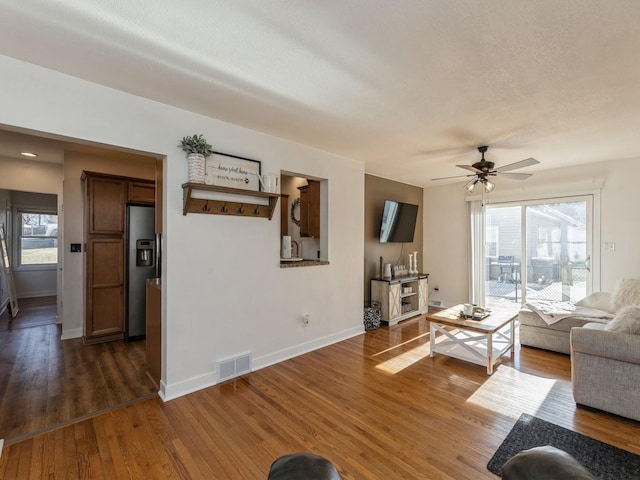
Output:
[[364, 174, 423, 304]]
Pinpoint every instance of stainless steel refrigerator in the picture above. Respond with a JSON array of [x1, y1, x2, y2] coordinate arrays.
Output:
[[127, 205, 156, 340]]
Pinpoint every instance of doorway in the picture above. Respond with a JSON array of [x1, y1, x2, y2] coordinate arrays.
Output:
[[0, 128, 163, 443], [483, 196, 592, 307]]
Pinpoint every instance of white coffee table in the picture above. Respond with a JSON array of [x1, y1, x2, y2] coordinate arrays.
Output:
[[426, 304, 518, 374]]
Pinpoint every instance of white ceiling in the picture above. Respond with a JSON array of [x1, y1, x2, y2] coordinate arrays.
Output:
[[1, 1, 640, 187]]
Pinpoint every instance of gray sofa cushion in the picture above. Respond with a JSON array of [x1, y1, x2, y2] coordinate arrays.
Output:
[[575, 291, 615, 313]]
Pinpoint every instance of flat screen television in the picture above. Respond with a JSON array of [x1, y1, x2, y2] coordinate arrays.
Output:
[[379, 200, 419, 243]]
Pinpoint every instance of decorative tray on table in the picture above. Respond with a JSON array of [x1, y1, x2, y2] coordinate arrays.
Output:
[[459, 309, 491, 320]]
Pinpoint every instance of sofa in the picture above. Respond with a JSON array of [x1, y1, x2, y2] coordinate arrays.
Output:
[[518, 293, 614, 354], [570, 299, 640, 421], [519, 278, 640, 354]]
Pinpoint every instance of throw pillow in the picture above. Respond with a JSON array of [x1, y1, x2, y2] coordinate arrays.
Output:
[[575, 292, 615, 313], [605, 305, 640, 334], [610, 278, 640, 312]]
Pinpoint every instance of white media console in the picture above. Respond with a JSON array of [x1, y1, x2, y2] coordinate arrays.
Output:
[[371, 274, 429, 326]]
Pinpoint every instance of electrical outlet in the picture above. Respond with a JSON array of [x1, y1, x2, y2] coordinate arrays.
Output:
[[302, 313, 310, 327]]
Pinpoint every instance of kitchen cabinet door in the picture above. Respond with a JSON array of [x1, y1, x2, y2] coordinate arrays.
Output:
[[128, 181, 155, 205], [298, 180, 320, 237], [86, 237, 124, 340], [87, 176, 125, 234]]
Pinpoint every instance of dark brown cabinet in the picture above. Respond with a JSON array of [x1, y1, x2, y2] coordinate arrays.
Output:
[[280, 193, 289, 237], [83, 172, 155, 344], [86, 237, 124, 338], [128, 181, 156, 205], [87, 176, 125, 234], [298, 180, 320, 238]]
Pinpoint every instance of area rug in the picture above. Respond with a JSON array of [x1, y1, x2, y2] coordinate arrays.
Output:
[[487, 413, 640, 479]]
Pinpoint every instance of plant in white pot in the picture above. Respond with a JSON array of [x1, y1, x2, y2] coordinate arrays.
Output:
[[179, 134, 214, 184]]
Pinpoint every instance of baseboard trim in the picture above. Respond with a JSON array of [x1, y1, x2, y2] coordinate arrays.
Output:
[[253, 326, 364, 371], [61, 328, 83, 340], [158, 325, 364, 402], [160, 373, 216, 401]]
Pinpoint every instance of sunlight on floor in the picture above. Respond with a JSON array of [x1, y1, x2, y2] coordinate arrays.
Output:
[[375, 342, 431, 375], [467, 366, 558, 419], [370, 332, 429, 358], [374, 334, 448, 375]]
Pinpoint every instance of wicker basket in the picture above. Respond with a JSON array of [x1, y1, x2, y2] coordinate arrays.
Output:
[[364, 301, 381, 330]]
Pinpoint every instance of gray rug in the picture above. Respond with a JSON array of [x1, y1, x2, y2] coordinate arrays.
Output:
[[487, 413, 640, 479]]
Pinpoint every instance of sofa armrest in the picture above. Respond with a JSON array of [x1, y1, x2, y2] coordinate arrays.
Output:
[[570, 327, 640, 364]]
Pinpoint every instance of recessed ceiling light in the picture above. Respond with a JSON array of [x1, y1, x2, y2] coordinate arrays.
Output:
[[20, 152, 38, 157]]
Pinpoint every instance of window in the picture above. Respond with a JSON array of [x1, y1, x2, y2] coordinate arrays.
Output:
[[471, 195, 595, 307], [486, 225, 499, 257], [19, 211, 58, 267]]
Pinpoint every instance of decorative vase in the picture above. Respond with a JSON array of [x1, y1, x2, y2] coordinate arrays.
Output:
[[187, 153, 206, 183]]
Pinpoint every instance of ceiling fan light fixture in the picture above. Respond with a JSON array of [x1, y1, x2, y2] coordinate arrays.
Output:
[[464, 178, 478, 193], [483, 178, 495, 193]]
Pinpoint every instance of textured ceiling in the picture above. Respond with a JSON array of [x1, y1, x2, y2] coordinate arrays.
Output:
[[1, 1, 639, 187]]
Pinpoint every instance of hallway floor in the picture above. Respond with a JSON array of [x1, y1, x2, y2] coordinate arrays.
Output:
[[0, 297, 157, 443]]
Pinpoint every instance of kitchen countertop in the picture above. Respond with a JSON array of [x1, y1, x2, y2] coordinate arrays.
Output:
[[280, 259, 330, 268]]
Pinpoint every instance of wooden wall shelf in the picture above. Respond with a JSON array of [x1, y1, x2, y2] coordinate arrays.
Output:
[[182, 183, 280, 219]]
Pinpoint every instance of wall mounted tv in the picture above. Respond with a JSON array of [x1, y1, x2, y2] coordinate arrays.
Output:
[[379, 200, 419, 243]]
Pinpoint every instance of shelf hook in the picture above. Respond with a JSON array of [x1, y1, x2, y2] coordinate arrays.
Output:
[[202, 200, 211, 212], [238, 203, 245, 214], [221, 202, 228, 213], [254, 205, 260, 215]]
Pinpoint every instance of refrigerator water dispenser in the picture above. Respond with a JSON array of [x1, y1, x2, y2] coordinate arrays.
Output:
[[136, 239, 155, 267]]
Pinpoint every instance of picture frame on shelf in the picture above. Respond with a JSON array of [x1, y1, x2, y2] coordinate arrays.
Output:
[[204, 151, 261, 192]]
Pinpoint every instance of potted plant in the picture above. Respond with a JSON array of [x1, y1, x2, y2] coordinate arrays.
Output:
[[179, 134, 214, 184]]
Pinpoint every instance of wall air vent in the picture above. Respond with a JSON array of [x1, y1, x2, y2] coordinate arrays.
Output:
[[216, 352, 251, 383]]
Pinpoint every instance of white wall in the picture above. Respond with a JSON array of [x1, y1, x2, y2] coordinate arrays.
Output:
[[0, 55, 365, 400], [422, 183, 470, 307], [424, 157, 640, 307]]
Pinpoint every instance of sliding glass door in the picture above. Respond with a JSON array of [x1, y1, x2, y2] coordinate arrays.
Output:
[[484, 196, 592, 307]]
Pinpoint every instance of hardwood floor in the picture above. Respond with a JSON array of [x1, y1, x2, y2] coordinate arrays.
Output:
[[0, 297, 157, 443], [1, 314, 639, 478], [0, 296, 57, 332]]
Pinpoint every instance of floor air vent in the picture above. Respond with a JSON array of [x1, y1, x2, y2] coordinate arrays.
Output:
[[217, 353, 251, 382]]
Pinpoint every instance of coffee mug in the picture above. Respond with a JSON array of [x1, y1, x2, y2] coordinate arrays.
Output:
[[463, 303, 474, 317]]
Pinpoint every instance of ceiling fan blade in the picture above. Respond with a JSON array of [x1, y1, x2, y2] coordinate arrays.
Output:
[[499, 172, 533, 180], [495, 157, 539, 172], [431, 174, 473, 181], [457, 164, 483, 173]]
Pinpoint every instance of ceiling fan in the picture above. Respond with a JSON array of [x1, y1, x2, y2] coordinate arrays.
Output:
[[431, 146, 539, 193]]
